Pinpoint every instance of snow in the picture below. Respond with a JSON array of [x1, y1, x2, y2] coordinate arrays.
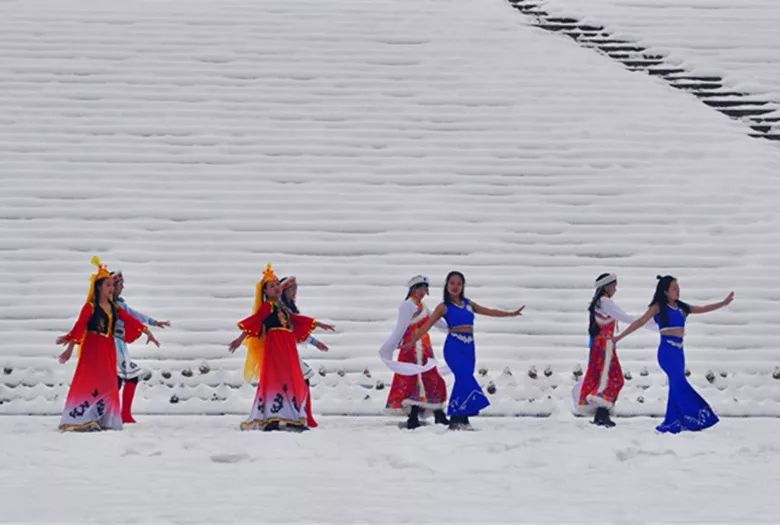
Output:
[[1, 415, 779, 523]]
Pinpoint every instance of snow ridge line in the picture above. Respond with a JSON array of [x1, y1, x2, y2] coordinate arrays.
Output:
[[508, 0, 780, 142]]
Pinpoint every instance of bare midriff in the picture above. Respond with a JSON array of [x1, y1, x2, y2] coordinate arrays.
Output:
[[448, 325, 473, 334], [660, 327, 685, 338]]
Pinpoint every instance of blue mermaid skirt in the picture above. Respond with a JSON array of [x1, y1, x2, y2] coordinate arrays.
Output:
[[656, 336, 719, 433], [443, 333, 490, 417]]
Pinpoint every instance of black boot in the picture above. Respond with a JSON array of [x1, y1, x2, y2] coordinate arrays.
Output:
[[602, 409, 616, 428], [263, 421, 281, 432], [406, 406, 421, 429], [593, 407, 616, 428], [434, 409, 449, 426]]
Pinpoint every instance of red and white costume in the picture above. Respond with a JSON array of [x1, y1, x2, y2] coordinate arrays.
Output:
[[59, 302, 146, 431], [578, 298, 655, 410], [237, 301, 317, 430], [380, 298, 447, 415]]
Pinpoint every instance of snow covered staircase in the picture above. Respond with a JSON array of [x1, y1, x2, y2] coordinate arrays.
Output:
[[509, 0, 780, 141], [2, 0, 780, 418]]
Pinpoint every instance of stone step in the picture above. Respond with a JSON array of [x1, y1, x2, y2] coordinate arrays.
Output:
[[720, 107, 776, 118], [749, 133, 780, 141], [647, 67, 687, 76], [751, 116, 780, 123], [668, 75, 723, 83], [620, 59, 665, 68], [692, 91, 745, 98], [749, 124, 773, 134], [672, 81, 724, 91], [702, 99, 769, 108], [599, 45, 647, 53]]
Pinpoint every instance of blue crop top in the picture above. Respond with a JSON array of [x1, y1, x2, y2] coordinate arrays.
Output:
[[443, 299, 475, 328], [654, 304, 686, 330]]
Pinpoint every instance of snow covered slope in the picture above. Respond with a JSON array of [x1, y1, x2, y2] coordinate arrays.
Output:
[[1, 0, 779, 416]]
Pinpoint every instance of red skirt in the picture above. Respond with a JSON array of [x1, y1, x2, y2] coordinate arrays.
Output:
[[579, 335, 625, 409], [385, 342, 447, 415], [59, 332, 122, 431], [241, 328, 309, 430]]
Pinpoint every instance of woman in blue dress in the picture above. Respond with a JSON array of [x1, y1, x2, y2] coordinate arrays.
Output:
[[406, 271, 524, 430], [613, 275, 734, 433]]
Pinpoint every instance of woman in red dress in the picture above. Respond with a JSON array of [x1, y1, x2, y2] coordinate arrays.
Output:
[[56, 257, 160, 432], [379, 275, 449, 429], [228, 264, 334, 431]]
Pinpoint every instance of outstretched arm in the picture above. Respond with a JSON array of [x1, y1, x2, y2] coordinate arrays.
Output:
[[471, 301, 524, 318], [689, 292, 735, 314], [614, 305, 659, 344], [599, 298, 658, 332]]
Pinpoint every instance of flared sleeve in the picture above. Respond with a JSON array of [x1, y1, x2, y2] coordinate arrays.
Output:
[[118, 307, 147, 344], [63, 304, 93, 345], [291, 313, 317, 343], [379, 300, 438, 376], [237, 302, 273, 337]]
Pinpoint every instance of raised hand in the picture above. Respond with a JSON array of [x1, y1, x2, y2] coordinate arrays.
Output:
[[509, 305, 525, 317], [315, 341, 329, 352], [156, 320, 171, 328], [317, 322, 336, 332], [722, 291, 735, 306]]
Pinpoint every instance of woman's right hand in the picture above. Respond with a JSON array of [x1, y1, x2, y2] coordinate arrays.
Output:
[[228, 336, 243, 353], [58, 345, 74, 364], [55, 335, 69, 346]]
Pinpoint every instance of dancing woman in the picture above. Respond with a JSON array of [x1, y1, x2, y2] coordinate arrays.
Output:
[[228, 264, 334, 431], [613, 275, 734, 433], [579, 273, 656, 427], [279, 275, 328, 428], [56, 257, 159, 431], [407, 271, 524, 430], [379, 275, 449, 429], [111, 270, 170, 423]]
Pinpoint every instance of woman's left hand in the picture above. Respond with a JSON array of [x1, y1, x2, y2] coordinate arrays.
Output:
[[317, 322, 336, 332]]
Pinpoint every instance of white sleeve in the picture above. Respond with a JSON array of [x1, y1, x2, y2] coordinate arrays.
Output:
[[378, 301, 415, 361], [379, 300, 440, 376], [599, 298, 658, 332]]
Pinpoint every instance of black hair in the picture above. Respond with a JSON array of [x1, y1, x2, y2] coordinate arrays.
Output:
[[588, 273, 613, 338], [650, 275, 690, 326], [90, 277, 117, 333], [443, 271, 466, 306], [279, 276, 299, 313]]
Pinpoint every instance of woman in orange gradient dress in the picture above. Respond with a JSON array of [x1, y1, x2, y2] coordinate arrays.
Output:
[[56, 257, 159, 432], [228, 264, 334, 431]]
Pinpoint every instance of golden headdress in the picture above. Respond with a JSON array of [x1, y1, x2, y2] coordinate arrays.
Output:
[[243, 263, 279, 382], [86, 256, 112, 304]]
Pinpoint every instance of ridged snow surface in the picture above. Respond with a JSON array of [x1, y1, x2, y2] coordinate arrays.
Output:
[[2, 0, 780, 417]]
